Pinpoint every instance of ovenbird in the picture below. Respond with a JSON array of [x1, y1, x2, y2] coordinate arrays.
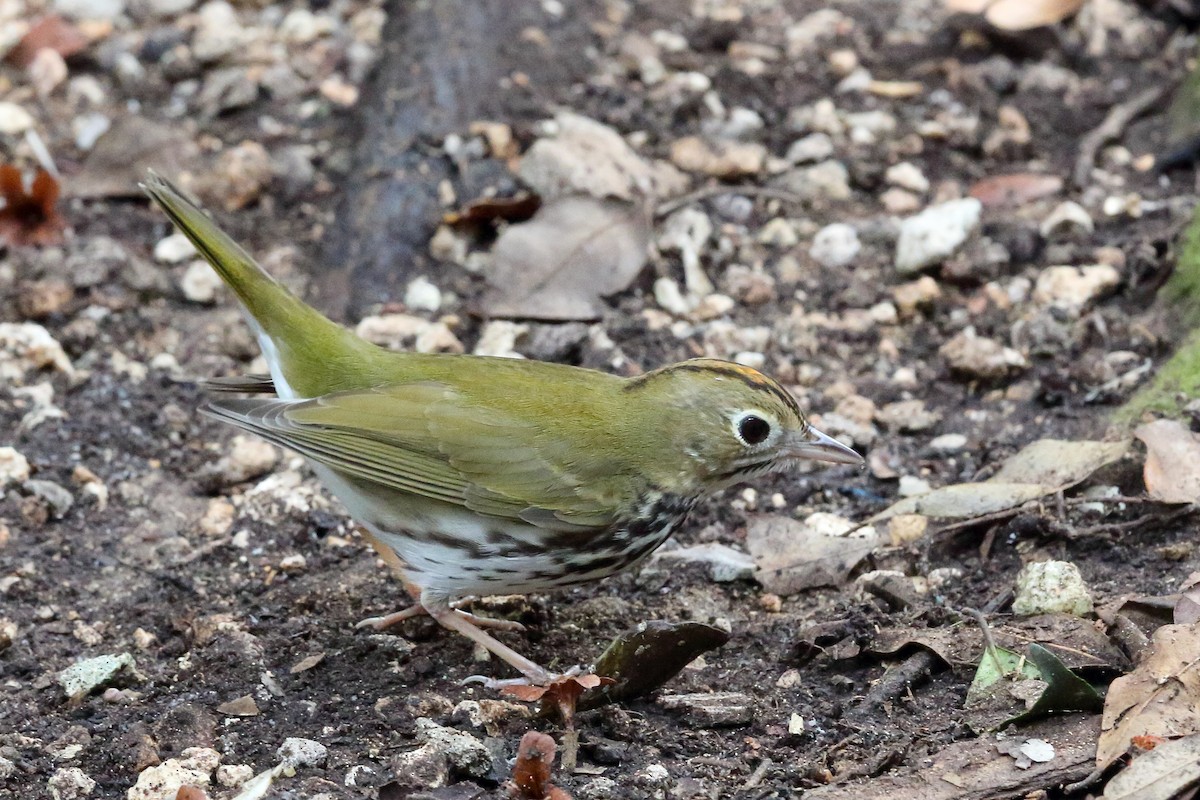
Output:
[[143, 172, 861, 686]]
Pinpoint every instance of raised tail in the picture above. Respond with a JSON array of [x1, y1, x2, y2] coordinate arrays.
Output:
[[142, 172, 382, 398]]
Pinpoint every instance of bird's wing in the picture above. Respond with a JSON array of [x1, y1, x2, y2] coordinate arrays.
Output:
[[203, 383, 622, 532]]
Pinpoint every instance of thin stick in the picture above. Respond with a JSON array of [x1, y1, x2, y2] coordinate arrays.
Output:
[[656, 185, 808, 217], [1073, 86, 1167, 187]]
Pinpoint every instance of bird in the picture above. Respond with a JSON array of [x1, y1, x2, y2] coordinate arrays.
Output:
[[142, 172, 863, 687]]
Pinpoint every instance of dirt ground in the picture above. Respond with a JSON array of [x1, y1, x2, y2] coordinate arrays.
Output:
[[3, 0, 1200, 798]]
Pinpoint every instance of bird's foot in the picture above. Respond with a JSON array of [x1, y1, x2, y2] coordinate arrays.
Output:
[[355, 601, 526, 632], [462, 664, 584, 691]]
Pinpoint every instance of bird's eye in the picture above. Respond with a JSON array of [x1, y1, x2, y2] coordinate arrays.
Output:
[[737, 414, 771, 445]]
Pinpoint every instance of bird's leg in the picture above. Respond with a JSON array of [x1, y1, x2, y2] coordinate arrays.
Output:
[[421, 592, 556, 686], [353, 527, 524, 632]]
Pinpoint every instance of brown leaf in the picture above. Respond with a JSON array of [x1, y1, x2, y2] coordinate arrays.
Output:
[[174, 787, 210, 800], [216, 694, 259, 716], [509, 731, 556, 799], [1176, 588, 1200, 625], [1103, 733, 1200, 800], [1136, 420, 1200, 503], [1098, 623, 1200, 770], [444, 193, 541, 227], [0, 165, 66, 247], [969, 173, 1063, 209], [5, 15, 88, 69], [288, 652, 325, 674], [480, 196, 650, 321], [747, 513, 882, 594]]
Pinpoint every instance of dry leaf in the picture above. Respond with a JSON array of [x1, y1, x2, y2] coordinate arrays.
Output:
[[71, 116, 201, 198], [0, 165, 65, 247], [443, 193, 541, 227], [1136, 420, 1200, 503], [216, 694, 259, 716], [508, 731, 573, 800], [288, 652, 325, 674], [1098, 623, 1200, 770], [746, 513, 882, 594], [5, 15, 88, 68], [1178, 589, 1200, 625], [969, 173, 1063, 209], [1102, 733, 1200, 800], [985, 0, 1087, 30], [871, 439, 1130, 522], [480, 195, 650, 321]]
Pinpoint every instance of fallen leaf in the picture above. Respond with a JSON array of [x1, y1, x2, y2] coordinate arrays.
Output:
[[746, 512, 882, 594], [0, 165, 65, 247], [4, 15, 88, 68], [1098, 623, 1200, 770], [444, 193, 541, 227], [969, 173, 1063, 209], [480, 196, 650, 321], [288, 652, 325, 674], [582, 620, 730, 710], [871, 438, 1129, 522], [71, 116, 201, 198], [508, 731, 572, 800], [1136, 419, 1200, 503], [1002, 644, 1104, 729], [985, 0, 1087, 30], [216, 694, 260, 717], [1103, 733, 1200, 800]]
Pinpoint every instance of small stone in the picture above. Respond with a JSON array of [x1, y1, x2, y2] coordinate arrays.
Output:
[[404, 277, 442, 312], [885, 162, 930, 193], [198, 498, 234, 536], [206, 141, 272, 211], [1032, 264, 1119, 316], [72, 113, 111, 151], [892, 276, 941, 316], [881, 187, 922, 214], [29, 49, 69, 96], [0, 618, 16, 652], [669, 136, 766, 178], [929, 433, 968, 452], [0, 102, 35, 134], [898, 475, 931, 497], [154, 233, 196, 264], [127, 748, 220, 800], [1012, 561, 1093, 617], [48, 767, 96, 800], [277, 737, 327, 768], [578, 777, 619, 800], [412, 719, 492, 777], [18, 279, 73, 320], [757, 217, 799, 247], [25, 479, 74, 518], [1039, 201, 1094, 240], [179, 262, 222, 304], [0, 322, 75, 384], [473, 320, 527, 358], [887, 514, 928, 545], [192, 0, 247, 62], [774, 160, 852, 202], [356, 314, 463, 354], [788, 713, 806, 735], [278, 554, 306, 572], [279, 8, 333, 42], [215, 764, 253, 788], [895, 198, 982, 274], [58, 652, 136, 697], [654, 543, 755, 582], [940, 328, 1027, 381], [809, 222, 860, 268], [785, 132, 834, 164], [0, 447, 31, 488], [876, 399, 940, 432], [54, 0, 126, 17], [208, 435, 279, 488], [659, 692, 754, 726]]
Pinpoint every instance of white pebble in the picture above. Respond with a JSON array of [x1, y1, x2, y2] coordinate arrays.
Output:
[[810, 222, 861, 268], [895, 198, 981, 274], [404, 277, 442, 312], [154, 233, 196, 263]]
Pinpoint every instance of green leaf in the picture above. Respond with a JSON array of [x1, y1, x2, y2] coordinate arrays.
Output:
[[1000, 643, 1104, 729]]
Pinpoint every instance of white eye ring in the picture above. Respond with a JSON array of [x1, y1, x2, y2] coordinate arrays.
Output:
[[733, 412, 773, 446]]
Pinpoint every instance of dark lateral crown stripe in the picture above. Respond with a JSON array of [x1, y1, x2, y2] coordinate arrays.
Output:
[[651, 360, 803, 418]]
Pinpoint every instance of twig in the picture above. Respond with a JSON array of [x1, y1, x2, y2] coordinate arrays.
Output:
[[851, 650, 939, 717], [655, 185, 807, 217], [1064, 766, 1106, 794], [1073, 86, 1167, 187], [739, 758, 773, 791]]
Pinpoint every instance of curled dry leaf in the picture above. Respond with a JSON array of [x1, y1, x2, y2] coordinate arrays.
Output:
[[443, 192, 542, 227], [1135, 419, 1200, 504], [479, 195, 651, 321], [984, 0, 1087, 30], [1098, 623, 1200, 770], [0, 165, 66, 247], [508, 731, 572, 800], [1102, 733, 1200, 800]]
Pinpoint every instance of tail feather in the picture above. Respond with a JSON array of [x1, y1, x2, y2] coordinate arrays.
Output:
[[142, 172, 381, 398]]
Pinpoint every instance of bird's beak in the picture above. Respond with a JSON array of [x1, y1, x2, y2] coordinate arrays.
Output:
[[786, 425, 863, 465]]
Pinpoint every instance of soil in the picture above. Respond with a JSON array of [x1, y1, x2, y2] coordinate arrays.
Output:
[[3, 1, 1200, 798]]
